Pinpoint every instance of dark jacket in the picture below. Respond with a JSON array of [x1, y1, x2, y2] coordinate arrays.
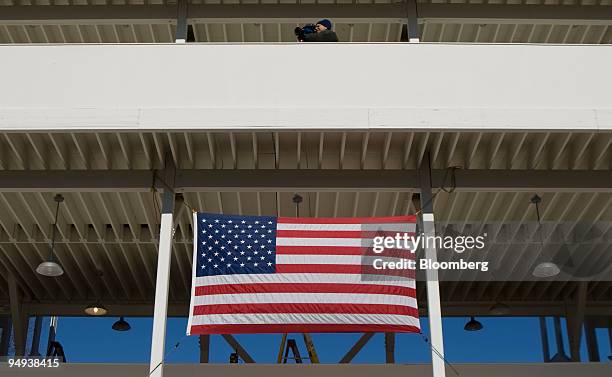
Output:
[[303, 30, 339, 42]]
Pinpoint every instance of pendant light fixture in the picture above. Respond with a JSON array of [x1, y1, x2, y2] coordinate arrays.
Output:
[[531, 195, 560, 278], [36, 194, 64, 277], [464, 316, 483, 331], [84, 270, 108, 316], [533, 262, 561, 278], [84, 301, 108, 316], [488, 302, 511, 316], [292, 194, 303, 217], [112, 317, 131, 332]]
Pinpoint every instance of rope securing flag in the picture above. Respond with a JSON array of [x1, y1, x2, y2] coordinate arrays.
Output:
[[187, 213, 420, 335]]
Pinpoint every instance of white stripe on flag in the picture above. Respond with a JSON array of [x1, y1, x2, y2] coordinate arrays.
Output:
[[194, 273, 415, 288], [190, 313, 420, 327], [192, 293, 418, 307], [276, 238, 365, 247], [276, 254, 410, 265], [276, 238, 417, 248], [276, 223, 416, 232]]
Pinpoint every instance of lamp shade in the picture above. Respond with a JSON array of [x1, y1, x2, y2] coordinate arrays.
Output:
[[532, 262, 560, 278], [112, 317, 131, 331], [489, 302, 510, 316], [84, 302, 108, 316], [36, 261, 64, 277], [464, 316, 483, 331]]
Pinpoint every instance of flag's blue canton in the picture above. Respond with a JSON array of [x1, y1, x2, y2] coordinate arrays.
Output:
[[196, 213, 277, 277]]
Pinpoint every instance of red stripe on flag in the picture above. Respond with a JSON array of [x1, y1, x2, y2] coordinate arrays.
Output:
[[276, 246, 417, 258], [277, 216, 417, 224], [276, 264, 363, 274], [276, 264, 416, 278], [190, 323, 421, 334], [276, 230, 412, 238], [276, 246, 366, 255], [195, 283, 416, 297], [193, 303, 419, 317]]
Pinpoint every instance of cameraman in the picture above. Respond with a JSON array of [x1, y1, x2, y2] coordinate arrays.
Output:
[[296, 19, 339, 42]]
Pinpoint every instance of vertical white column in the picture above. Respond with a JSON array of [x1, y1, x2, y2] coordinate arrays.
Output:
[[419, 154, 445, 377], [149, 159, 176, 377]]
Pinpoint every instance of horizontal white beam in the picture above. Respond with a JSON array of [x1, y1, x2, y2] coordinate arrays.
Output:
[[1, 44, 611, 132], [0, 169, 611, 192], [2, 108, 610, 132], [1, 4, 611, 25]]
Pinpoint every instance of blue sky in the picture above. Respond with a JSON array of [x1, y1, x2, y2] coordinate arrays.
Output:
[[28, 316, 612, 364]]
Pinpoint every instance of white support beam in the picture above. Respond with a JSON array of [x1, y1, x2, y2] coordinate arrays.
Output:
[[149, 156, 176, 377], [419, 153, 446, 377], [1, 169, 612, 193], [8, 274, 27, 356], [1, 45, 611, 133], [1, 4, 611, 25]]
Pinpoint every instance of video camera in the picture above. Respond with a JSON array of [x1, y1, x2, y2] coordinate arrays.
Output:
[[294, 24, 317, 41]]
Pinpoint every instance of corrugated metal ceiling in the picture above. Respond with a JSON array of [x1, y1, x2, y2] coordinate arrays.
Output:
[[0, 131, 610, 311]]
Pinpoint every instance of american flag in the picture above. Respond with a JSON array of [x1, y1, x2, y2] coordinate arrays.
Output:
[[187, 213, 419, 335]]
